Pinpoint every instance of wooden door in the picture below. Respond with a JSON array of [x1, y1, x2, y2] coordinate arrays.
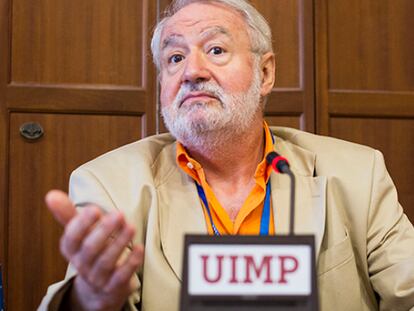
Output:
[[8, 113, 141, 310], [315, 0, 414, 222], [0, 0, 158, 310]]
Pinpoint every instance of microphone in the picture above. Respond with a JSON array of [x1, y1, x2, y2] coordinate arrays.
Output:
[[266, 152, 291, 174], [266, 151, 296, 235]]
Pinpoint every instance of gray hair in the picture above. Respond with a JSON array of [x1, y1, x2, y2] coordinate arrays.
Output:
[[150, 0, 273, 70]]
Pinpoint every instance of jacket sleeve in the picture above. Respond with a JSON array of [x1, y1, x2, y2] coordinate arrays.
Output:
[[366, 150, 414, 310]]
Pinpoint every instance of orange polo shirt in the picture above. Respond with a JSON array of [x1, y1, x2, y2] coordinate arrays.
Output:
[[176, 122, 275, 235]]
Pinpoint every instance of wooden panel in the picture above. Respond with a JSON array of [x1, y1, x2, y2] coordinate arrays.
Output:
[[8, 113, 142, 311], [327, 0, 414, 91], [11, 0, 144, 86], [330, 117, 414, 223], [6, 84, 148, 115], [159, 0, 171, 12], [252, 0, 300, 88], [256, 0, 315, 132], [0, 0, 9, 285], [329, 91, 414, 118], [2, 0, 158, 309], [265, 115, 301, 129], [316, 0, 414, 129], [316, 0, 414, 221], [6, 0, 157, 134]]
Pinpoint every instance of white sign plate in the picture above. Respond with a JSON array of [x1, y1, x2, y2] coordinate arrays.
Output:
[[188, 244, 311, 296]]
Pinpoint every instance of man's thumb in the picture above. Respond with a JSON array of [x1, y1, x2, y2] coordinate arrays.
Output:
[[45, 189, 77, 226]]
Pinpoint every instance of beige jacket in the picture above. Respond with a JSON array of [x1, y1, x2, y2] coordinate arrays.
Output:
[[39, 127, 414, 311]]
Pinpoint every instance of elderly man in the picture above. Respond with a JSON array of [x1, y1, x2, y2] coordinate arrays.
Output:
[[39, 0, 414, 310]]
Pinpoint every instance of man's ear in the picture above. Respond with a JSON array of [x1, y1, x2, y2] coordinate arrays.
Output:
[[259, 52, 276, 97]]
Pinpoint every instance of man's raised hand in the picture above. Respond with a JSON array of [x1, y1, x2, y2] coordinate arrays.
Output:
[[45, 190, 143, 311]]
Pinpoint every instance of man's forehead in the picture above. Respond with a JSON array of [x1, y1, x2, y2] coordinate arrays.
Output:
[[161, 2, 247, 44], [167, 2, 244, 24], [162, 26, 232, 49]]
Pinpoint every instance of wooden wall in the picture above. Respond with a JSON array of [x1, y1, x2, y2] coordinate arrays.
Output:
[[1, 1, 157, 309], [0, 0, 413, 310], [315, 0, 414, 221]]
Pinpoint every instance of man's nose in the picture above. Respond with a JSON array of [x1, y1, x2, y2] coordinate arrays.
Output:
[[181, 52, 211, 84]]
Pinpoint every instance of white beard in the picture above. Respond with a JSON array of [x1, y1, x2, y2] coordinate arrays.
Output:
[[161, 63, 263, 152]]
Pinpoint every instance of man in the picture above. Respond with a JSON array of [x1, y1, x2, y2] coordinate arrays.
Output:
[[39, 0, 414, 310]]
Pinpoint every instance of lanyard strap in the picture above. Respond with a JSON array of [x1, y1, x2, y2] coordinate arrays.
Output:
[[260, 181, 272, 235], [195, 181, 272, 236], [196, 183, 221, 235]]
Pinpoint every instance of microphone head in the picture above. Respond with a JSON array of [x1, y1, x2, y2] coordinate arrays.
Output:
[[266, 151, 278, 165], [267, 151, 290, 174]]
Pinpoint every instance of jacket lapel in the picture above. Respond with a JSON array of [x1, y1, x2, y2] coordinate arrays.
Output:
[[157, 144, 207, 281], [272, 134, 327, 257]]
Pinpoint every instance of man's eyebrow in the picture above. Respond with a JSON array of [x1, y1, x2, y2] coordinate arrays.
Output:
[[200, 26, 233, 41], [162, 34, 185, 50]]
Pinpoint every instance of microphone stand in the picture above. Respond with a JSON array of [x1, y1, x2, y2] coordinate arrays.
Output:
[[266, 152, 296, 235], [285, 169, 295, 236]]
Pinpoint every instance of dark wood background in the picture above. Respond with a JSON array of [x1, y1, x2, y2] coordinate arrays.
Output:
[[0, 0, 413, 310]]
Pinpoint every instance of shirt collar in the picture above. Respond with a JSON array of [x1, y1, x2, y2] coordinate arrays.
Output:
[[176, 121, 275, 184]]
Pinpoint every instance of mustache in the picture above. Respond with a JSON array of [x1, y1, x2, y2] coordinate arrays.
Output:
[[173, 82, 224, 108]]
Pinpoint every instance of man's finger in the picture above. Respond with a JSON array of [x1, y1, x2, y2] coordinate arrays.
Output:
[[61, 206, 102, 262], [87, 221, 136, 288], [71, 211, 123, 273], [103, 245, 144, 293], [45, 189, 77, 226]]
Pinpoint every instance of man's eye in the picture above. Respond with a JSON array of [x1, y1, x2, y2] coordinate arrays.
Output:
[[209, 46, 224, 55], [169, 54, 184, 64]]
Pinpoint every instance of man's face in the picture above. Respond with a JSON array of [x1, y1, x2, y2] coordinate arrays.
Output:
[[158, 2, 264, 146]]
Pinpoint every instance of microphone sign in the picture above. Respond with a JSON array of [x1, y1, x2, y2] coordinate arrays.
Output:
[[188, 244, 312, 296]]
